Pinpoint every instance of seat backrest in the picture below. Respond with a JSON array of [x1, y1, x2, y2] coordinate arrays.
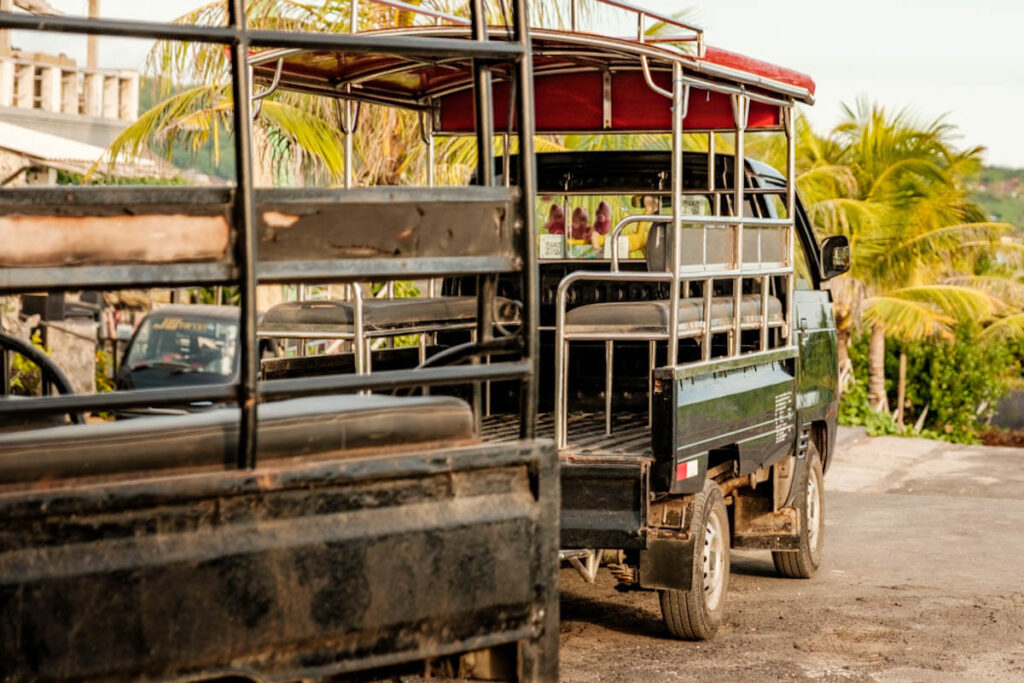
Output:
[[645, 223, 668, 273]]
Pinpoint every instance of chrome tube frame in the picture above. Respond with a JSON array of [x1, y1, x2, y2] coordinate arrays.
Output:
[[552, 64, 796, 449]]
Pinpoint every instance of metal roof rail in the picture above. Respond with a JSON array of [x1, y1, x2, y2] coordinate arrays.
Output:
[[570, 0, 705, 57]]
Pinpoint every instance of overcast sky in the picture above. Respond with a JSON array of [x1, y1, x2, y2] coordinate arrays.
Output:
[[11, 0, 1024, 167]]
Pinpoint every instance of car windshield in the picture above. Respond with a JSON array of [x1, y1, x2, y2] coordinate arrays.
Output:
[[124, 315, 238, 377]]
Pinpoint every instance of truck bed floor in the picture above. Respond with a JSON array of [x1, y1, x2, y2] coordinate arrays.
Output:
[[482, 412, 651, 459]]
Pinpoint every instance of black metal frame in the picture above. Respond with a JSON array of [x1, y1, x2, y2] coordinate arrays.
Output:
[[0, 0, 540, 456]]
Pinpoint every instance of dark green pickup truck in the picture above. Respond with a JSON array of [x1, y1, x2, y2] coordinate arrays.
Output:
[[460, 148, 850, 640]]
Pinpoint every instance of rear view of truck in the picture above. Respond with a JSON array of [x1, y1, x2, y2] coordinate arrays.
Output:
[[0, 2, 557, 680]]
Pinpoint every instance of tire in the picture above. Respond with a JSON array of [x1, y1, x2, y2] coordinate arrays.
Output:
[[772, 441, 825, 578], [659, 478, 730, 640]]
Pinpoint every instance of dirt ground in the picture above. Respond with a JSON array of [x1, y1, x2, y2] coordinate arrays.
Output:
[[557, 428, 1024, 682]]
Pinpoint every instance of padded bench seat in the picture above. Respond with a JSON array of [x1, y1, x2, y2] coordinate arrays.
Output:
[[0, 394, 475, 485], [261, 296, 517, 334], [564, 294, 783, 335]]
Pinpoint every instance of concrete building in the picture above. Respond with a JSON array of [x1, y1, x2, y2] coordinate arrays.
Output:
[[0, 0, 141, 185]]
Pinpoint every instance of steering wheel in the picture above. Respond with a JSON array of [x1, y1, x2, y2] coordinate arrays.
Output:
[[0, 331, 85, 425]]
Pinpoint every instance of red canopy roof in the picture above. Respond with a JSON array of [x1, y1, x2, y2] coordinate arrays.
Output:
[[251, 27, 815, 135]]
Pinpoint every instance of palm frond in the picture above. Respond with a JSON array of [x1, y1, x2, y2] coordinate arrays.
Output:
[[863, 295, 955, 340]]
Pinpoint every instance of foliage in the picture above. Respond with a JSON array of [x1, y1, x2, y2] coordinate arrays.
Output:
[[8, 332, 46, 396], [837, 374, 900, 436], [194, 287, 241, 306], [56, 169, 190, 186], [95, 349, 116, 394], [840, 328, 1017, 443]]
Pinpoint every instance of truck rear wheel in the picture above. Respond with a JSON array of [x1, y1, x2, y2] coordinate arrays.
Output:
[[658, 478, 729, 640], [772, 442, 825, 578]]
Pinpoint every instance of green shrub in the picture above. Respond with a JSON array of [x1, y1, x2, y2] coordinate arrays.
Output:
[[840, 325, 1018, 444]]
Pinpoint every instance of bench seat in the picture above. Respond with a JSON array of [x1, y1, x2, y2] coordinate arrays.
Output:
[[564, 294, 783, 335], [260, 296, 517, 334], [0, 394, 475, 484]]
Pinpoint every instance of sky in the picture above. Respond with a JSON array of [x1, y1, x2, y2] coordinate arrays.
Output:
[[10, 0, 1024, 168]]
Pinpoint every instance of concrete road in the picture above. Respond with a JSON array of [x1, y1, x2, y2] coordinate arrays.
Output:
[[558, 428, 1024, 681]]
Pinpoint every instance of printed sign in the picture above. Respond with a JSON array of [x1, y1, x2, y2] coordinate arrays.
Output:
[[774, 390, 795, 444], [539, 234, 564, 259], [680, 197, 708, 217], [604, 235, 632, 260]]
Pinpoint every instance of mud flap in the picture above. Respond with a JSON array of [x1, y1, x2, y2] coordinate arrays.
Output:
[[732, 421, 807, 550], [638, 533, 695, 591]]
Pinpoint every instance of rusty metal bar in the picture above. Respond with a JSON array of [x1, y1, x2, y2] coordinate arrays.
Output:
[[227, 0, 258, 470]]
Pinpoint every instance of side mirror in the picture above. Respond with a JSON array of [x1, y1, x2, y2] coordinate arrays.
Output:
[[820, 235, 851, 281]]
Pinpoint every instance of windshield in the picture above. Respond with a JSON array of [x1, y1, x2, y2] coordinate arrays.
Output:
[[124, 315, 239, 377]]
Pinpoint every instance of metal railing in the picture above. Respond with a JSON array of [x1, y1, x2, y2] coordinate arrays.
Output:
[[0, 0, 540, 462], [551, 59, 799, 450], [568, 0, 704, 56]]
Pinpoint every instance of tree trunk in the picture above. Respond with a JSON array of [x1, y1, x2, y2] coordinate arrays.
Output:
[[836, 324, 851, 368], [868, 323, 888, 413], [896, 352, 907, 431]]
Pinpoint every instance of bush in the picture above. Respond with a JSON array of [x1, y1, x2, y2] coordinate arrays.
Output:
[[840, 325, 1018, 444]]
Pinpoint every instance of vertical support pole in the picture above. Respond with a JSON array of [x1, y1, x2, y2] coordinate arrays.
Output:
[[667, 62, 685, 367], [86, 0, 100, 70], [708, 132, 716, 214], [702, 277, 712, 361], [351, 282, 365, 375], [228, 0, 259, 470], [731, 93, 748, 358], [605, 340, 613, 436], [570, 0, 578, 31], [512, 0, 539, 441], [784, 106, 796, 343], [761, 274, 770, 351], [471, 0, 494, 188], [470, 0, 495, 434], [647, 340, 655, 426], [426, 124, 436, 187]]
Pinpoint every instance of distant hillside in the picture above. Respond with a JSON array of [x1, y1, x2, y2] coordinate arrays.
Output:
[[973, 167, 1024, 229]]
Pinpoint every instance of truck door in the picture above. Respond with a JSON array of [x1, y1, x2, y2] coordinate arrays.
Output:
[[794, 242, 839, 424]]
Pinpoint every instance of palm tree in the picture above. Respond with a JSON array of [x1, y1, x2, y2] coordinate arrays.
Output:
[[102, 1, 590, 187], [798, 100, 1017, 414]]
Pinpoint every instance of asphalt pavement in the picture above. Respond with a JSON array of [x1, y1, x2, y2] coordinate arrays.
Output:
[[558, 427, 1024, 682]]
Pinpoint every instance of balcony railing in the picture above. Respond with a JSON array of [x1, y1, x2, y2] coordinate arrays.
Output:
[[0, 53, 137, 121]]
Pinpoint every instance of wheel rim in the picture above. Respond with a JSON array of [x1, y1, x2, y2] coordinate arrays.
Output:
[[702, 508, 726, 611], [806, 465, 822, 552]]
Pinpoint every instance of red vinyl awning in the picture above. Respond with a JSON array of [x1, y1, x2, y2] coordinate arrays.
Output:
[[251, 27, 815, 135]]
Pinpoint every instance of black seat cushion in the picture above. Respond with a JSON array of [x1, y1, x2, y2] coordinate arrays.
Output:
[[565, 294, 783, 335], [261, 297, 517, 333], [0, 394, 474, 484]]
